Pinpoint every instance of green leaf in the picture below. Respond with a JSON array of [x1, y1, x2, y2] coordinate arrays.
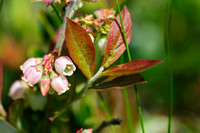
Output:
[[0, 119, 19, 133], [90, 74, 146, 90], [102, 7, 132, 68], [65, 18, 95, 79], [8, 98, 24, 131], [101, 59, 162, 76]]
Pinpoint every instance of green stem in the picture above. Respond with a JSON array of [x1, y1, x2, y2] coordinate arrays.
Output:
[[122, 88, 134, 133], [50, 66, 105, 121], [165, 0, 173, 133], [51, 4, 63, 23], [0, 0, 3, 13], [116, 0, 145, 132], [97, 92, 116, 133]]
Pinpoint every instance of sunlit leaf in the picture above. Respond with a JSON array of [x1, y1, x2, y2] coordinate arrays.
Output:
[[102, 6, 132, 68], [8, 98, 24, 130], [65, 18, 95, 79], [0, 59, 3, 102], [90, 74, 146, 90], [101, 59, 162, 76], [0, 119, 19, 133]]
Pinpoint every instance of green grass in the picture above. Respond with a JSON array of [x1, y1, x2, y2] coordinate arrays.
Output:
[[116, 0, 145, 132]]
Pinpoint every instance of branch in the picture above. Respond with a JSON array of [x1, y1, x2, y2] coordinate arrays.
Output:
[[94, 118, 122, 133]]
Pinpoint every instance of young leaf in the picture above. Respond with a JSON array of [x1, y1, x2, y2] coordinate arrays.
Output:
[[101, 59, 162, 76], [8, 98, 24, 130], [0, 59, 3, 103], [65, 18, 95, 79], [102, 6, 132, 68], [90, 74, 146, 90]]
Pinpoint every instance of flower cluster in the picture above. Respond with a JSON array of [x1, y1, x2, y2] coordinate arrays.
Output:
[[73, 9, 115, 36], [20, 50, 76, 96]]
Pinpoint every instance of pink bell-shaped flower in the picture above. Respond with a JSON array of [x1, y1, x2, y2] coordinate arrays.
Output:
[[40, 74, 50, 96], [43, 0, 53, 5], [9, 80, 28, 99], [50, 71, 69, 95], [20, 58, 42, 73], [22, 65, 43, 87], [55, 56, 76, 76], [76, 129, 93, 133]]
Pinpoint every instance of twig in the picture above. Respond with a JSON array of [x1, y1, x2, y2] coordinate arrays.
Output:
[[54, 0, 77, 55], [94, 118, 122, 133]]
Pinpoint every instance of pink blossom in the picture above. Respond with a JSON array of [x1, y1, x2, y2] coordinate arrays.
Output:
[[55, 56, 76, 76], [20, 58, 42, 73], [9, 80, 28, 99], [76, 128, 93, 133], [40, 75, 50, 96], [94, 9, 115, 20], [43, 0, 53, 4], [50, 72, 69, 95], [22, 65, 43, 87]]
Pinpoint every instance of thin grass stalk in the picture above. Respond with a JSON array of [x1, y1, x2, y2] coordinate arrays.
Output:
[[51, 4, 63, 23], [116, 0, 145, 132], [97, 92, 116, 133], [164, 0, 173, 132], [0, 0, 3, 13]]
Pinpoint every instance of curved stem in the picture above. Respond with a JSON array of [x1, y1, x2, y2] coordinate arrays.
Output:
[[50, 66, 104, 121], [116, 0, 145, 132]]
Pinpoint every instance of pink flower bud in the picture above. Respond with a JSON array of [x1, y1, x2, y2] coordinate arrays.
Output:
[[43, 0, 54, 5], [50, 72, 69, 95], [20, 58, 42, 73], [40, 74, 50, 96], [9, 80, 28, 99], [76, 129, 93, 133], [22, 65, 43, 87], [55, 56, 76, 76]]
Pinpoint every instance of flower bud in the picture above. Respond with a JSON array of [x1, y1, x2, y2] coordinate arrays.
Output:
[[40, 74, 50, 96], [43, 0, 54, 4], [98, 37, 107, 54], [22, 65, 43, 87], [76, 129, 93, 133], [20, 58, 42, 73], [50, 72, 69, 95], [55, 56, 76, 76], [9, 80, 28, 99]]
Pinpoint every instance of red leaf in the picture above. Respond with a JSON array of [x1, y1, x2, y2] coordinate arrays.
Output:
[[90, 74, 146, 90], [102, 6, 132, 68], [65, 18, 95, 79], [101, 59, 162, 76], [0, 59, 4, 102]]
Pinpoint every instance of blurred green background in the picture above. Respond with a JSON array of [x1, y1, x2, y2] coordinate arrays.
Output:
[[0, 0, 200, 132]]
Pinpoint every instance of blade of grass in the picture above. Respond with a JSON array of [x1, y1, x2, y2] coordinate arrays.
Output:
[[51, 4, 63, 24], [97, 92, 116, 133], [0, 0, 3, 13], [116, 0, 145, 133], [164, 0, 173, 132]]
